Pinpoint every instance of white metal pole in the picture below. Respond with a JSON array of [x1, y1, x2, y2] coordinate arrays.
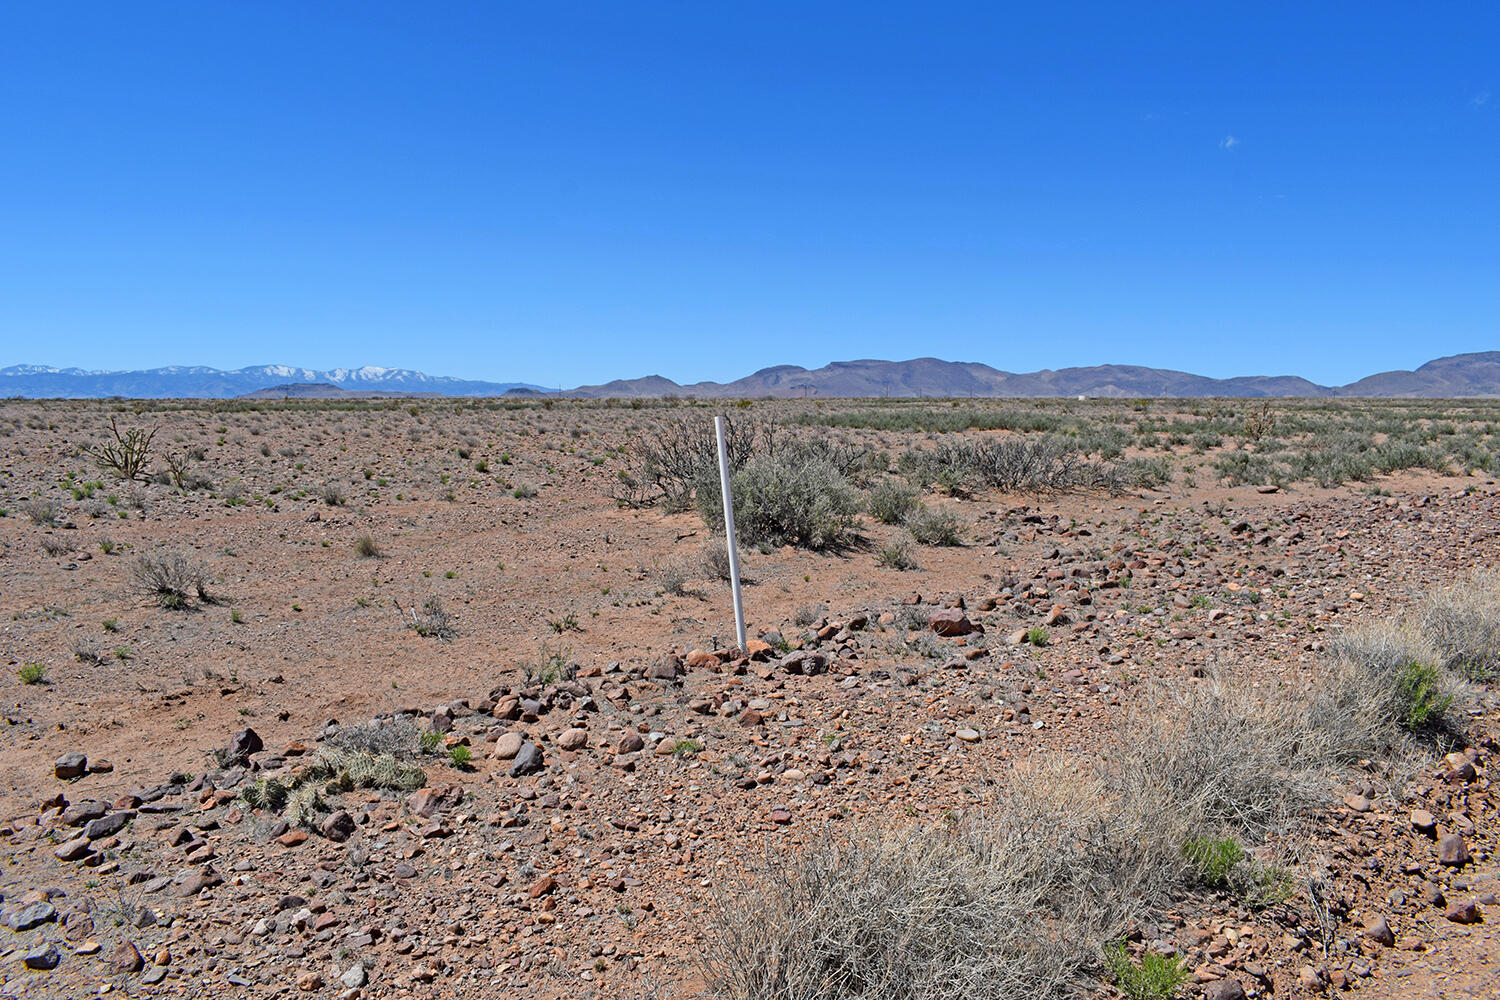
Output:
[[714, 416, 748, 651]]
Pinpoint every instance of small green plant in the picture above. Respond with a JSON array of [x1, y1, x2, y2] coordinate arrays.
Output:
[[419, 730, 443, 754], [1395, 659, 1453, 730], [1105, 941, 1189, 1000], [447, 744, 473, 769], [1182, 836, 1244, 888], [231, 608, 244, 624], [18, 662, 47, 685], [1025, 626, 1050, 647], [671, 738, 704, 757], [101, 617, 119, 632]]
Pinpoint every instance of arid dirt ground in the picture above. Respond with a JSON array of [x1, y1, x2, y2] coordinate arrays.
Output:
[[1, 397, 1497, 999]]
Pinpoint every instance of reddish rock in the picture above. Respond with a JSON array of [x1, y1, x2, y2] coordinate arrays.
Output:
[[1438, 833, 1471, 867], [928, 608, 977, 637]]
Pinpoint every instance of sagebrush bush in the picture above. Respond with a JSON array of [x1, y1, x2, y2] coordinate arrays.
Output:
[[866, 480, 921, 525], [701, 453, 860, 550], [132, 549, 212, 608], [876, 533, 917, 571], [904, 505, 962, 546]]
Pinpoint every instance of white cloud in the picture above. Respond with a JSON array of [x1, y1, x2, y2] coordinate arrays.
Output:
[[1219, 135, 1240, 150], [1472, 91, 1491, 107]]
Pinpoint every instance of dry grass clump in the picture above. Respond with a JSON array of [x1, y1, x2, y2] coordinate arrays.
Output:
[[326, 717, 420, 758], [1309, 620, 1464, 755], [709, 596, 1483, 1000], [1415, 570, 1500, 680], [705, 759, 1172, 1000], [396, 594, 456, 640], [132, 549, 212, 609]]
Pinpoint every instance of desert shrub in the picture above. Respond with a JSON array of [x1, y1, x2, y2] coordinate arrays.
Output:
[[701, 453, 860, 550], [1415, 571, 1500, 679], [1181, 837, 1244, 888], [1308, 621, 1462, 756], [398, 595, 456, 640], [655, 562, 690, 596], [1395, 659, 1455, 730], [699, 539, 740, 581], [1115, 674, 1328, 843], [22, 499, 59, 526], [866, 480, 921, 525], [1104, 943, 1188, 1000], [132, 550, 212, 609], [327, 717, 420, 758], [40, 536, 69, 556], [898, 437, 1128, 496], [904, 505, 962, 546], [610, 414, 766, 510], [322, 483, 346, 506], [876, 533, 917, 571], [17, 662, 47, 685], [354, 534, 382, 558], [1120, 457, 1173, 490]]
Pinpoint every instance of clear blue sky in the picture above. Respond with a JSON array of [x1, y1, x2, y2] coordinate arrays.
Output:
[[1, 3, 1495, 387]]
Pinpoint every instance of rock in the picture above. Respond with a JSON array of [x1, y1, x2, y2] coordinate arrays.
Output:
[[928, 608, 977, 637], [20, 943, 60, 970], [340, 964, 368, 988], [1438, 832, 1471, 867], [141, 965, 167, 985], [1363, 915, 1395, 946], [647, 655, 684, 681], [526, 875, 557, 898], [225, 728, 263, 764], [407, 786, 461, 818], [84, 811, 132, 840], [172, 870, 221, 896], [1, 901, 56, 931], [277, 829, 308, 847], [55, 752, 87, 780], [1410, 809, 1437, 835], [1343, 793, 1372, 813], [297, 971, 323, 991], [684, 649, 719, 669], [1421, 882, 1447, 908], [617, 732, 645, 754], [557, 728, 588, 751], [1445, 899, 1481, 924], [61, 800, 107, 826], [53, 836, 93, 862], [955, 728, 981, 743], [492, 731, 524, 760], [1204, 979, 1247, 1000], [108, 940, 144, 973], [320, 810, 356, 842], [1297, 966, 1323, 991], [510, 743, 545, 777]]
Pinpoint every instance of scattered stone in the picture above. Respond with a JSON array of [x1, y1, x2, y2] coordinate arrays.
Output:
[[1445, 899, 1481, 924], [1363, 914, 1394, 947], [491, 731, 525, 760], [928, 609, 977, 637], [19, 943, 60, 970], [1438, 832, 1472, 867], [108, 940, 144, 974], [1204, 979, 1247, 1000], [1, 902, 56, 932], [557, 728, 588, 751], [54, 753, 87, 780], [321, 810, 357, 842], [510, 742, 545, 777]]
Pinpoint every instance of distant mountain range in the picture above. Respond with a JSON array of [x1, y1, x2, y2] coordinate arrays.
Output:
[[563, 352, 1500, 399], [0, 365, 544, 398], [2, 353, 1498, 399]]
